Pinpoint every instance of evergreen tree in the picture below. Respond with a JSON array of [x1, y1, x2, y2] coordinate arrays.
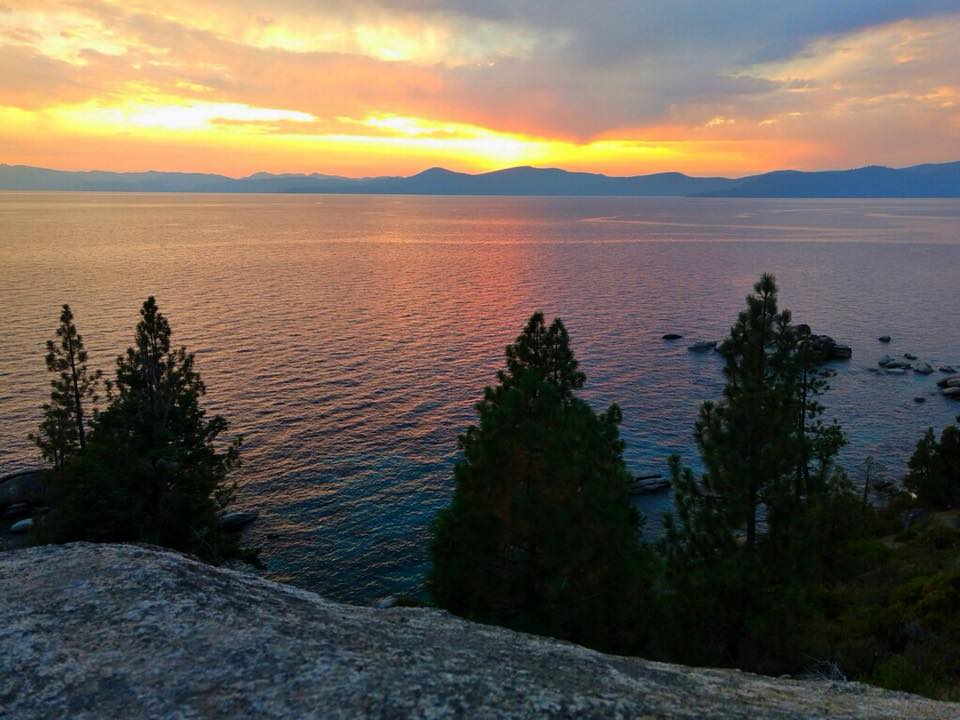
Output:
[[906, 418, 960, 508], [29, 304, 101, 469], [662, 274, 849, 669], [429, 312, 650, 651], [42, 297, 245, 562], [689, 274, 797, 550]]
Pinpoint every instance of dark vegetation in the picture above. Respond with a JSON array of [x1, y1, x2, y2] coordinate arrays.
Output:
[[429, 313, 653, 650], [28, 298, 253, 564], [429, 274, 960, 700], [22, 274, 960, 699]]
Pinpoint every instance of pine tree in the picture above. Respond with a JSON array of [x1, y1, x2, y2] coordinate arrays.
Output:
[[662, 274, 849, 669], [42, 297, 244, 561], [429, 312, 649, 651], [691, 273, 797, 550], [29, 304, 101, 469], [906, 418, 960, 508]]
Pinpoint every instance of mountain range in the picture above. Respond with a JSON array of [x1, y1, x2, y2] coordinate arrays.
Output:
[[1, 161, 958, 197]]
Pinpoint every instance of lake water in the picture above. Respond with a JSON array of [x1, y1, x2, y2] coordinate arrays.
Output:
[[2, 193, 959, 603]]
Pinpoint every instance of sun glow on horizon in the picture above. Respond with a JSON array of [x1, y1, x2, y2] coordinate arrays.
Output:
[[8, 100, 790, 177]]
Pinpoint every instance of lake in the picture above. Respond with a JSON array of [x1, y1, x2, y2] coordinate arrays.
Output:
[[2, 193, 959, 603]]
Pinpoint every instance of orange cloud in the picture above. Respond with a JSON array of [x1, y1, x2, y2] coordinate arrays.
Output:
[[0, 2, 957, 176]]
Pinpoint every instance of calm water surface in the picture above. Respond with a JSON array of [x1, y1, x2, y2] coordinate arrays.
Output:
[[2, 193, 959, 603]]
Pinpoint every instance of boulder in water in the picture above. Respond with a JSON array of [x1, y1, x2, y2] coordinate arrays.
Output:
[[914, 396, 927, 404], [937, 374, 960, 388], [805, 333, 852, 360], [830, 344, 853, 360], [878, 335, 891, 343], [629, 477, 671, 494], [662, 333, 683, 340], [217, 510, 259, 530], [940, 366, 957, 374], [9, 518, 33, 533], [0, 469, 47, 510], [687, 340, 717, 353], [914, 362, 934, 375], [943, 386, 960, 399], [904, 353, 918, 361]]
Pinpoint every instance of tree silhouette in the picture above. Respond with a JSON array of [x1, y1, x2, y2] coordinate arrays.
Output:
[[30, 304, 101, 469], [429, 312, 649, 651]]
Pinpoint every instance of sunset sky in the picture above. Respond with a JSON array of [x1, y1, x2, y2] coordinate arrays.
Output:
[[2, 1, 959, 177]]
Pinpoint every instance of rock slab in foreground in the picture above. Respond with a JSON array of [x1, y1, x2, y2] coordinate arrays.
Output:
[[1, 544, 957, 720]]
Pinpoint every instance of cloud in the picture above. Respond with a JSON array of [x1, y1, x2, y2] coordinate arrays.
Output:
[[0, 0, 958, 174]]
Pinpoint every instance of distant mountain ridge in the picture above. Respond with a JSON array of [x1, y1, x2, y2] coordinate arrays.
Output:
[[695, 162, 960, 198], [1, 161, 958, 197]]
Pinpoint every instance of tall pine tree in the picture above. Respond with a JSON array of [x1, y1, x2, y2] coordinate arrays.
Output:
[[30, 304, 101, 469], [662, 274, 849, 670], [429, 312, 650, 651], [689, 273, 797, 551]]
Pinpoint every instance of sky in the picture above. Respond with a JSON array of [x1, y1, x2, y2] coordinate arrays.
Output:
[[1, 1, 959, 177]]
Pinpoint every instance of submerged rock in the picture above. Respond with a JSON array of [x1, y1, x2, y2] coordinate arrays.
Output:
[[940, 366, 957, 374], [687, 340, 717, 353], [914, 362, 934, 375], [0, 543, 954, 720], [884, 360, 912, 370], [877, 355, 911, 369], [878, 335, 891, 343], [217, 510, 258, 530], [8, 517, 32, 533], [914, 396, 927, 404], [630, 476, 671, 494], [904, 353, 918, 361]]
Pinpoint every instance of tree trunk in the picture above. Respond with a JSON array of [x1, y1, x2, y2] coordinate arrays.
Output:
[[67, 335, 86, 450]]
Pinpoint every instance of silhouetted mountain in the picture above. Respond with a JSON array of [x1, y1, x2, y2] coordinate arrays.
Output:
[[377, 166, 738, 195], [0, 165, 233, 192], [697, 161, 960, 197], [1, 161, 958, 197]]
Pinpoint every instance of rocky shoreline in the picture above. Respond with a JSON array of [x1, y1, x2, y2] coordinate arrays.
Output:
[[0, 470, 46, 551]]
